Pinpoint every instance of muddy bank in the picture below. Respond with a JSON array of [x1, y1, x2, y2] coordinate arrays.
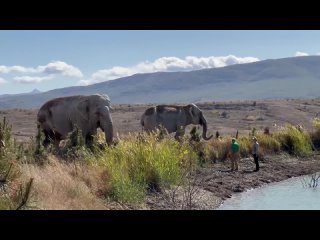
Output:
[[145, 154, 320, 210]]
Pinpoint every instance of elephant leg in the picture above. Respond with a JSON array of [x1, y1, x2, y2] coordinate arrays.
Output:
[[42, 129, 52, 148], [85, 132, 94, 146], [43, 137, 51, 148], [53, 131, 62, 148], [174, 126, 185, 141]]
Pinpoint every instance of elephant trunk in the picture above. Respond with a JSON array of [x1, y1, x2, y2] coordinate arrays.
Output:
[[104, 121, 113, 145], [100, 106, 114, 145], [200, 113, 213, 141]]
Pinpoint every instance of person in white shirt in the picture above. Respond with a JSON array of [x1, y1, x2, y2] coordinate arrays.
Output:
[[252, 136, 259, 172]]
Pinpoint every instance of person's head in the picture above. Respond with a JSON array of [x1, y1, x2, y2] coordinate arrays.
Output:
[[252, 136, 257, 142], [231, 138, 236, 143]]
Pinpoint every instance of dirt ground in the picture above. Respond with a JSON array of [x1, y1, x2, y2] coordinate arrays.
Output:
[[144, 154, 320, 210], [1, 98, 320, 143]]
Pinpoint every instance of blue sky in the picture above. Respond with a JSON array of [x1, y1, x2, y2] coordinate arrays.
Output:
[[0, 30, 320, 94]]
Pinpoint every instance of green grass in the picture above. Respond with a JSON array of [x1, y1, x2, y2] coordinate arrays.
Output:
[[311, 118, 320, 149], [255, 132, 281, 154], [87, 132, 198, 203], [274, 125, 313, 157], [0, 117, 20, 181]]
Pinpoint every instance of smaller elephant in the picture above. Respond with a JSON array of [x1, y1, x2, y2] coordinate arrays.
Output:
[[37, 94, 113, 147], [140, 103, 213, 140]]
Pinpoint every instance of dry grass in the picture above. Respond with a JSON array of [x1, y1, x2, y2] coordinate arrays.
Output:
[[19, 156, 109, 210]]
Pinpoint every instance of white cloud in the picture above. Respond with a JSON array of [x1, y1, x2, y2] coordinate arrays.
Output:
[[0, 61, 83, 78], [78, 55, 259, 85], [295, 51, 309, 57], [14, 75, 54, 84], [0, 66, 37, 74], [37, 61, 83, 78], [0, 77, 7, 84]]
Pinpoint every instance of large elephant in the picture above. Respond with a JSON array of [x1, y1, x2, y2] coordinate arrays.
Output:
[[140, 103, 213, 140], [37, 94, 113, 147]]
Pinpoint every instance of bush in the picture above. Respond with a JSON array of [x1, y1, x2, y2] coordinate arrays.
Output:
[[255, 132, 281, 154], [56, 125, 92, 161], [204, 137, 231, 162], [88, 132, 198, 204], [311, 118, 320, 149], [0, 117, 20, 180], [275, 125, 312, 157], [237, 137, 251, 158]]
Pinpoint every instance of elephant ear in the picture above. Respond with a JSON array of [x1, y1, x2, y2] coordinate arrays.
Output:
[[76, 99, 90, 121]]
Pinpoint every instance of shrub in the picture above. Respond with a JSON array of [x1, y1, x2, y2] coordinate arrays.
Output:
[[0, 117, 20, 180], [88, 132, 198, 204], [204, 137, 231, 162], [255, 132, 281, 154], [274, 125, 312, 157], [57, 125, 91, 161], [311, 118, 320, 149], [237, 137, 251, 158]]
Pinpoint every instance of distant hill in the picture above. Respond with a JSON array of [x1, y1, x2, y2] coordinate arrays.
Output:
[[29, 88, 41, 94], [0, 56, 320, 109], [0, 88, 42, 100]]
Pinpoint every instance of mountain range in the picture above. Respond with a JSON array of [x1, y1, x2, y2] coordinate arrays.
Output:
[[0, 56, 320, 109]]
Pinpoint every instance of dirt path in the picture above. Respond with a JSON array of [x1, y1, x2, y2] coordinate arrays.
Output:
[[145, 154, 320, 210]]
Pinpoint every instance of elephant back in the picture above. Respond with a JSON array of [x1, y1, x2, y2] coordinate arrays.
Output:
[[144, 107, 156, 116], [156, 105, 179, 114]]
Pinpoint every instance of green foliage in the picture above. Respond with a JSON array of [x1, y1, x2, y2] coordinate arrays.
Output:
[[311, 118, 320, 149], [88, 132, 198, 204], [0, 117, 19, 180], [57, 125, 90, 161], [0, 117, 13, 149], [32, 126, 48, 164], [189, 127, 206, 166], [237, 137, 251, 157], [251, 127, 256, 137], [255, 132, 281, 154], [0, 117, 33, 210], [275, 125, 312, 157], [67, 125, 85, 148]]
